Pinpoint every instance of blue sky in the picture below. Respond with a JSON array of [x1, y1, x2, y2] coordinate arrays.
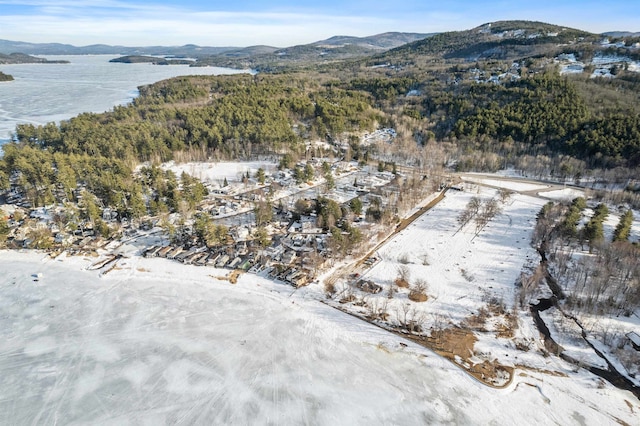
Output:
[[0, 1, 637, 47]]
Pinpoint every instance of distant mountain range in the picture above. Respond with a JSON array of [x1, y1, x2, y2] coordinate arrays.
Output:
[[0, 39, 237, 57], [195, 32, 436, 70], [602, 31, 640, 38], [0, 32, 434, 67], [0, 23, 636, 70]]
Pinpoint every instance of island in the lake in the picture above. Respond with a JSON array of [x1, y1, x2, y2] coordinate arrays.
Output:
[[109, 55, 195, 65], [0, 71, 13, 81], [0, 52, 69, 64]]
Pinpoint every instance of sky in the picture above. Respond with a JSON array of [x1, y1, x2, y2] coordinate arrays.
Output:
[[0, 0, 638, 47]]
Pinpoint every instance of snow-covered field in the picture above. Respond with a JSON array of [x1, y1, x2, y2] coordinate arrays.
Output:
[[1, 249, 638, 425], [342, 188, 554, 378], [360, 187, 543, 323], [162, 161, 277, 185]]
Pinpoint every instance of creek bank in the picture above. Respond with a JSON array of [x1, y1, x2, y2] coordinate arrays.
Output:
[[530, 246, 640, 399]]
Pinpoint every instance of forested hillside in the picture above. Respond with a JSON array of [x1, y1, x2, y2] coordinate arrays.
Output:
[[448, 75, 640, 166], [0, 53, 69, 64], [379, 21, 598, 62]]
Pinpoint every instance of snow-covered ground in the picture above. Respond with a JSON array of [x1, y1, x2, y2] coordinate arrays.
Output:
[[540, 310, 608, 369], [555, 52, 640, 77], [342, 188, 552, 376], [539, 188, 586, 201], [461, 175, 551, 193], [1, 174, 639, 423], [162, 161, 277, 185], [632, 213, 640, 243], [1, 250, 638, 424], [360, 188, 543, 323], [556, 53, 586, 75]]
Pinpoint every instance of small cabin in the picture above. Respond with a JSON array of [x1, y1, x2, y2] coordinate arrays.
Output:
[[228, 257, 242, 269], [216, 254, 230, 268]]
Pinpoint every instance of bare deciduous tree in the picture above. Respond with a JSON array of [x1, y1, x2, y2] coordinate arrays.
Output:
[[456, 196, 482, 233], [409, 278, 429, 302], [395, 265, 411, 287], [498, 188, 514, 203], [474, 198, 502, 235]]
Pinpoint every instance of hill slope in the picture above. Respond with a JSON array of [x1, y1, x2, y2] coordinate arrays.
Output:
[[380, 21, 598, 62], [0, 52, 69, 64], [196, 32, 434, 70]]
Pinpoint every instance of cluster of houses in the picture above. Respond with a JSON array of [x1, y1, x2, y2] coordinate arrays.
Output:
[[467, 63, 522, 85], [1, 193, 335, 289], [141, 231, 327, 288], [136, 202, 341, 289], [1, 157, 409, 292], [0, 204, 108, 253]]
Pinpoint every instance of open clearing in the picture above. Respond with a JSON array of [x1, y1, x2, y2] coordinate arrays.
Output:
[[334, 187, 546, 384]]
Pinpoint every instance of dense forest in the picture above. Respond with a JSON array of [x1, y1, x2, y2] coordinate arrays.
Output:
[[447, 75, 640, 167], [0, 74, 380, 211]]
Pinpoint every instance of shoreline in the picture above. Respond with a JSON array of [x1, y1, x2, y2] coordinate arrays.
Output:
[[0, 55, 250, 142], [1, 248, 638, 424]]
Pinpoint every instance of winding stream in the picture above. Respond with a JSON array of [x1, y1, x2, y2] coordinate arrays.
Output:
[[530, 246, 640, 399]]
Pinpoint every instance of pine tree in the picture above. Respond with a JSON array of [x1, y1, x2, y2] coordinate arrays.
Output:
[[613, 210, 633, 242], [0, 216, 9, 245], [255, 168, 266, 185]]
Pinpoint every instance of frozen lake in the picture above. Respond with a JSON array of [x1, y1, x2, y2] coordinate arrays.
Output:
[[0, 250, 637, 425], [0, 55, 250, 146]]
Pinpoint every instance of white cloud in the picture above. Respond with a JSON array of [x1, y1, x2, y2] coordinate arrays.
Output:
[[0, 7, 405, 46], [0, 0, 146, 8]]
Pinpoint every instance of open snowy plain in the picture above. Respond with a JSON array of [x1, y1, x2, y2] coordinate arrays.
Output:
[[1, 246, 638, 424]]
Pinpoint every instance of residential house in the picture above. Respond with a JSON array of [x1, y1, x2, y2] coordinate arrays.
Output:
[[282, 250, 297, 265]]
